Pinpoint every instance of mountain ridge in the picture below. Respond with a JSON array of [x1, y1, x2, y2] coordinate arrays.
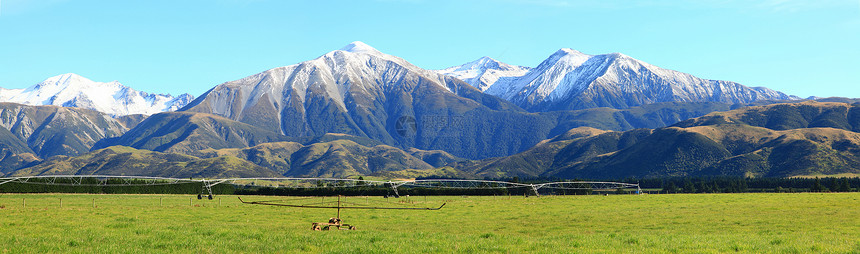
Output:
[[0, 73, 194, 116], [435, 56, 530, 92], [440, 49, 799, 112]]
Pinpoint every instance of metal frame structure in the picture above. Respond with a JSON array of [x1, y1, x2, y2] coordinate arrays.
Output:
[[0, 175, 641, 197], [0, 175, 188, 186]]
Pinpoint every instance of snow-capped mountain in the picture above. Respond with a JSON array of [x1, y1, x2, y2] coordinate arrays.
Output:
[[181, 41, 540, 159], [435, 56, 530, 92], [0, 73, 194, 116], [183, 41, 517, 133], [444, 49, 799, 112]]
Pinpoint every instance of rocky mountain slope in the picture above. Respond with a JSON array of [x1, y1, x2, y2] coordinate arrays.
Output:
[[179, 41, 553, 159], [0, 103, 142, 158], [0, 127, 40, 174], [180, 42, 761, 159], [92, 111, 293, 156]]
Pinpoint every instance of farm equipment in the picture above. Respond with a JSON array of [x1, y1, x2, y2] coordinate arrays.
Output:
[[311, 217, 356, 231], [238, 195, 445, 231]]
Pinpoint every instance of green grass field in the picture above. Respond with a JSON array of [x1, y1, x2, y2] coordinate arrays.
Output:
[[1, 193, 859, 253]]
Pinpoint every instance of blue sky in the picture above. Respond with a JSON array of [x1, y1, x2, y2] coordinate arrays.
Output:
[[1, 0, 858, 98]]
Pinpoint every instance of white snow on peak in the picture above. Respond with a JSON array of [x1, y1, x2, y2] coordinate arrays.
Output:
[[0, 73, 195, 116], [558, 48, 586, 55], [469, 47, 798, 110], [550, 48, 593, 68], [339, 41, 382, 55], [206, 41, 460, 120], [435, 56, 530, 91], [481, 48, 599, 101]]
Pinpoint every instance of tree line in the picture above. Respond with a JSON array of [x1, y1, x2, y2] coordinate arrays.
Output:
[[635, 176, 858, 193], [0, 178, 235, 195], [1, 176, 857, 195]]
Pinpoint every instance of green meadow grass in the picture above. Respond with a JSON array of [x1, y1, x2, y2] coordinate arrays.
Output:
[[0, 193, 858, 253]]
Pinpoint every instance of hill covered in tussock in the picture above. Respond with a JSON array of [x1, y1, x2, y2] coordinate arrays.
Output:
[[11, 133, 464, 178], [457, 101, 860, 179], [10, 146, 281, 178]]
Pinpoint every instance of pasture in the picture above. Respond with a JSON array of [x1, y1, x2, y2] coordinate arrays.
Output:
[[0, 193, 858, 253]]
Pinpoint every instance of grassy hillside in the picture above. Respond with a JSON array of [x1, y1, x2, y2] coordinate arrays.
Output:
[[554, 127, 860, 179], [457, 102, 860, 179], [675, 101, 860, 131], [197, 140, 433, 178], [15, 136, 457, 179], [282, 140, 434, 177], [10, 146, 280, 178]]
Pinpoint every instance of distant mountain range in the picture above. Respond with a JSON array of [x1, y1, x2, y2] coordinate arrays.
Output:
[[8, 100, 859, 179], [7, 41, 858, 180], [0, 102, 143, 174], [0, 73, 194, 116], [436, 56, 530, 92], [437, 49, 798, 112], [176, 42, 789, 159]]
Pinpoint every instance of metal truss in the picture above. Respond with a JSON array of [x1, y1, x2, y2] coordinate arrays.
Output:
[[0, 175, 189, 186], [220, 178, 389, 189], [0, 176, 640, 197]]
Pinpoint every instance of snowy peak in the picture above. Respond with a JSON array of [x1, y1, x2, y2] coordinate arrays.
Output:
[[454, 57, 522, 73], [557, 48, 587, 56], [182, 41, 514, 143], [544, 48, 594, 69], [339, 41, 382, 55], [35, 73, 92, 88], [0, 73, 195, 116], [462, 56, 503, 70], [456, 48, 798, 111], [435, 57, 530, 92], [189, 41, 474, 124], [28, 73, 119, 97]]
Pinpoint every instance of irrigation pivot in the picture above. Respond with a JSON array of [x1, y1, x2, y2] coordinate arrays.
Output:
[[0, 175, 642, 197], [237, 195, 446, 230], [0, 175, 639, 231]]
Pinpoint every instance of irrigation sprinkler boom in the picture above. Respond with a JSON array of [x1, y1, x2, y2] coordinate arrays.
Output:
[[0, 175, 639, 231], [238, 195, 446, 231], [237, 197, 446, 210], [0, 175, 642, 197]]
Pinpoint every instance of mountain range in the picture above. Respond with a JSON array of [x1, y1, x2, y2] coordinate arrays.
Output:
[[0, 102, 143, 174], [437, 49, 797, 112], [5, 41, 856, 180], [0, 73, 194, 116]]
